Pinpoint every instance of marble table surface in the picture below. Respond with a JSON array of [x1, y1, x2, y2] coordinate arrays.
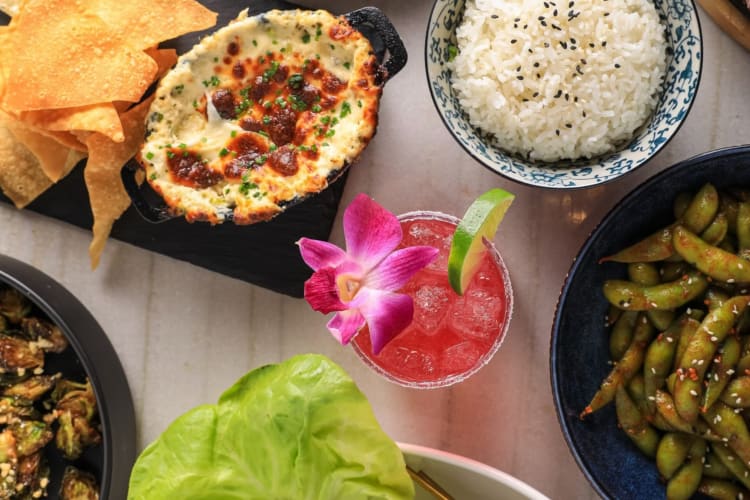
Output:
[[0, 1, 748, 498]]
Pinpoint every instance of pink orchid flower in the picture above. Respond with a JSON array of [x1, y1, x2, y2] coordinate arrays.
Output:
[[298, 194, 438, 354]]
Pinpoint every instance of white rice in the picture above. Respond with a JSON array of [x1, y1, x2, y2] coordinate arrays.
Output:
[[451, 0, 667, 162]]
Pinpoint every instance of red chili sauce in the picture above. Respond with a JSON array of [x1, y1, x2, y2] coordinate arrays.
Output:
[[167, 38, 350, 189]]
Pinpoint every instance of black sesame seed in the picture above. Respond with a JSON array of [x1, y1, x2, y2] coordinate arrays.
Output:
[[528, 48, 533, 53], [544, 2, 549, 7], [570, 46, 577, 51], [533, 92, 540, 97], [554, 90, 562, 98], [602, 41, 608, 47], [560, 41, 567, 49], [492, 14, 499, 19], [569, 1, 574, 6], [544, 42, 550, 48], [516, 66, 522, 71], [576, 65, 583, 75], [614, 63, 621, 68], [589, 42, 595, 48], [533, 62, 540, 67], [523, 24, 528, 29], [517, 75, 524, 80], [582, 111, 587, 117], [574, 96, 579, 102], [552, 24, 561, 30], [564, 93, 569, 101], [541, 20, 547, 26], [537, 73, 541, 78], [556, 129, 560, 136], [511, 39, 518, 44], [514, 23, 518, 28], [565, 123, 572, 128], [514, 17, 521, 22], [553, 9, 558, 16], [604, 12, 610, 16], [523, 98, 529, 102], [570, 38, 577, 44], [538, 15, 545, 20], [581, 58, 587, 64]]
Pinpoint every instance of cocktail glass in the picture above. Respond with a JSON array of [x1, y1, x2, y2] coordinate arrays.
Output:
[[352, 211, 513, 388]]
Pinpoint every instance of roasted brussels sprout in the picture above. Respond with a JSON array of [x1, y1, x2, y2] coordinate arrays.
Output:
[[20, 319, 67, 354], [0, 287, 100, 498], [0, 336, 43, 374], [60, 467, 98, 500], [0, 290, 30, 325]]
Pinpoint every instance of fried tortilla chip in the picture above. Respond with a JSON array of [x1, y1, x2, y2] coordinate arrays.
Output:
[[84, 96, 153, 269], [18, 103, 124, 143], [4, 0, 157, 111], [86, 0, 216, 49], [0, 120, 51, 208]]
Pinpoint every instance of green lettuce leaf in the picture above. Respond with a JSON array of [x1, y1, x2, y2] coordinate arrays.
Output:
[[128, 354, 415, 500]]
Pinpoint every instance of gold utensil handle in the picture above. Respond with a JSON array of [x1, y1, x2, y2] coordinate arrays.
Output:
[[697, 0, 750, 51]]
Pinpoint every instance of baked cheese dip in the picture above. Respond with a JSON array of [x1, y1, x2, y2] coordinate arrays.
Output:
[[139, 9, 384, 224]]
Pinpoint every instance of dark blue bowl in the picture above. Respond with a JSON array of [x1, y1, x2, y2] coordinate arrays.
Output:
[[551, 145, 750, 499]]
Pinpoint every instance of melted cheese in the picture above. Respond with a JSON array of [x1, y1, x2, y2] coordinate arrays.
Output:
[[139, 9, 383, 224]]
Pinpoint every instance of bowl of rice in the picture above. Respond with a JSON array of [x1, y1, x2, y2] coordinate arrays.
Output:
[[426, 0, 702, 189]]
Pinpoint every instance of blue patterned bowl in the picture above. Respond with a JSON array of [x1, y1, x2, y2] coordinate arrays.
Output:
[[551, 146, 750, 499], [425, 0, 703, 189]]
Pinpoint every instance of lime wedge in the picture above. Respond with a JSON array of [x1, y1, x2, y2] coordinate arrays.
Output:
[[448, 188, 515, 295]]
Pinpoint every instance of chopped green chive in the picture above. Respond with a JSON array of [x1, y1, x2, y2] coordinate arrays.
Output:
[[145, 151, 154, 160], [219, 148, 229, 157]]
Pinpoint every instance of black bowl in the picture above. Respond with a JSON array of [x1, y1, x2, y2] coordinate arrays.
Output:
[[0, 255, 135, 500], [550, 145, 750, 499]]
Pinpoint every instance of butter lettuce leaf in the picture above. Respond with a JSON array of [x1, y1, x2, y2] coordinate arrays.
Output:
[[128, 354, 414, 500]]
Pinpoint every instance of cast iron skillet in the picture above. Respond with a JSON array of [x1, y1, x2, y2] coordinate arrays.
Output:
[[121, 5, 407, 224], [0, 255, 134, 500]]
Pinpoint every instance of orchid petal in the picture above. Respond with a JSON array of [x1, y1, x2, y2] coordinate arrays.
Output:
[[298, 238, 347, 271], [366, 246, 439, 292], [327, 309, 366, 345], [303, 268, 347, 314], [354, 288, 414, 355], [344, 194, 402, 271]]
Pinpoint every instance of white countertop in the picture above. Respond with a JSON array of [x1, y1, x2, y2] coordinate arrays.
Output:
[[0, 2, 748, 498]]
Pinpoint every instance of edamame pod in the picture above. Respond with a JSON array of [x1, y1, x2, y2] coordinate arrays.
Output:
[[737, 201, 750, 256], [609, 311, 637, 361], [674, 192, 693, 220], [615, 385, 659, 457], [720, 376, 750, 408], [604, 271, 708, 311], [673, 317, 702, 372], [675, 297, 750, 422], [703, 450, 734, 480], [702, 212, 729, 246], [665, 437, 705, 500], [605, 304, 622, 328], [660, 261, 690, 282], [711, 443, 750, 489], [697, 478, 747, 500], [629, 262, 661, 285], [600, 227, 674, 263], [644, 316, 687, 414], [720, 193, 739, 235], [703, 402, 750, 467], [682, 183, 720, 234], [702, 336, 742, 412], [657, 433, 694, 479], [674, 225, 750, 283], [581, 315, 654, 417]]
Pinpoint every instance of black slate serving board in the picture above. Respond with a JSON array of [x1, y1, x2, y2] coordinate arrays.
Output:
[[0, 0, 381, 298]]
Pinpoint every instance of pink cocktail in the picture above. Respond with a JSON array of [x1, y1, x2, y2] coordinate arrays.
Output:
[[352, 211, 513, 388]]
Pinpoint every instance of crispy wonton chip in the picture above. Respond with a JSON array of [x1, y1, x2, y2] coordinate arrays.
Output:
[[0, 0, 19, 17], [0, 119, 51, 208], [145, 47, 179, 80], [19, 103, 124, 143], [84, 96, 153, 269], [4, 0, 157, 111], [86, 0, 217, 49], [5, 118, 75, 182]]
